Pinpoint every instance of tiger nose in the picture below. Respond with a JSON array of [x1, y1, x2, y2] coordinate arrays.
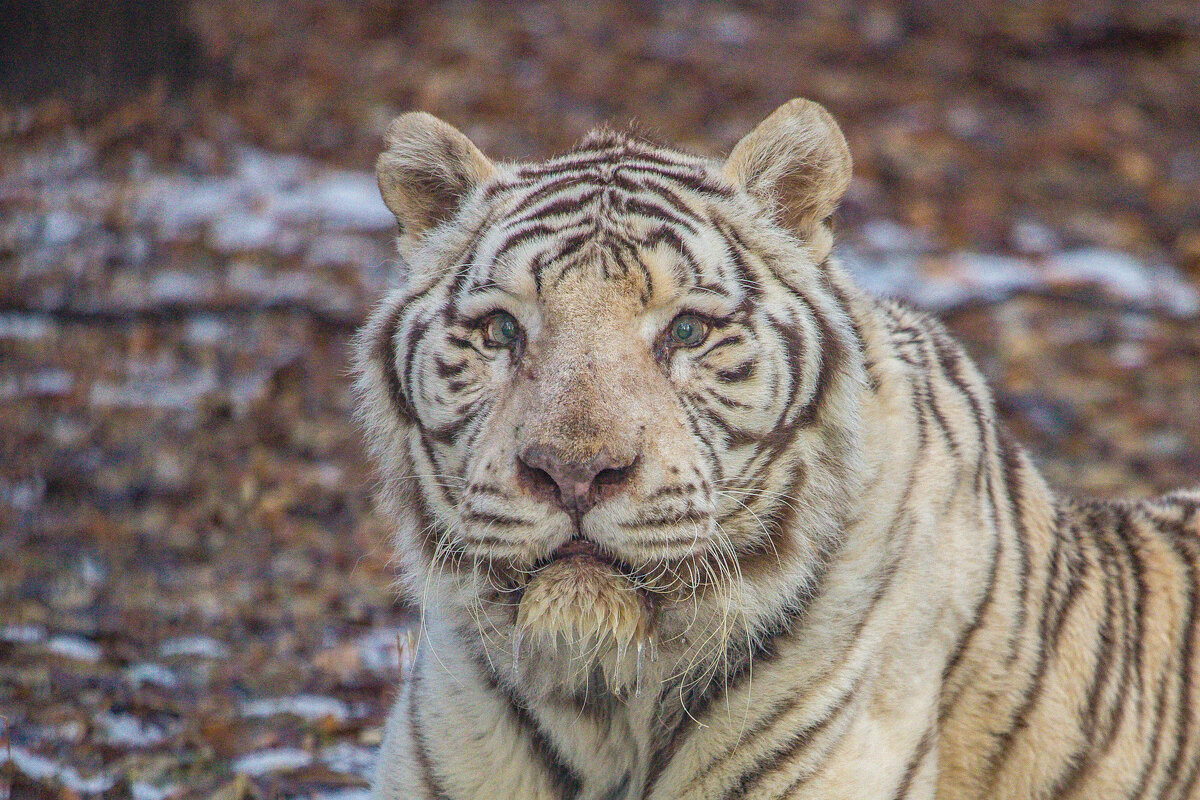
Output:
[[516, 444, 636, 516]]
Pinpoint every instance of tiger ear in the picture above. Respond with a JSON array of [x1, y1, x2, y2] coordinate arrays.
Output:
[[721, 98, 852, 238], [376, 112, 496, 240]]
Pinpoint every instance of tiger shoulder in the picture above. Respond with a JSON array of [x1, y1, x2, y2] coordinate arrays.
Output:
[[353, 97, 1200, 799]]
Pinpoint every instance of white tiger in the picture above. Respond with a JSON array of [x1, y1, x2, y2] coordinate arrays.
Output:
[[354, 98, 1200, 800]]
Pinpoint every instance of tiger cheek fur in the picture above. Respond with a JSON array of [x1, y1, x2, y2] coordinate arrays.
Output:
[[355, 101, 1200, 800]]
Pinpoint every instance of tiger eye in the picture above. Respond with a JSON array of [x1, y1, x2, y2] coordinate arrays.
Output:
[[483, 312, 521, 348], [669, 314, 708, 347]]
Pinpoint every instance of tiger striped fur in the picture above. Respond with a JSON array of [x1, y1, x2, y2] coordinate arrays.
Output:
[[354, 99, 1200, 800]]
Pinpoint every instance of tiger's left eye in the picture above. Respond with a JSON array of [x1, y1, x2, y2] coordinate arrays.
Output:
[[482, 312, 521, 348], [668, 314, 709, 347]]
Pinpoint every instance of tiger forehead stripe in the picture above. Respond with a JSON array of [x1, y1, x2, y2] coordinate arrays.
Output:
[[458, 184, 737, 303]]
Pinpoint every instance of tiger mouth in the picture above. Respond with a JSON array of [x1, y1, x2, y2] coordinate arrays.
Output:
[[530, 538, 640, 584], [517, 538, 658, 650], [546, 538, 617, 565]]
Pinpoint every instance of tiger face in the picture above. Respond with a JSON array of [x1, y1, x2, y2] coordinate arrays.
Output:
[[356, 100, 867, 690]]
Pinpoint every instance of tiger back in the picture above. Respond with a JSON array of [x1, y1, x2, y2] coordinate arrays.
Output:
[[354, 98, 1200, 800]]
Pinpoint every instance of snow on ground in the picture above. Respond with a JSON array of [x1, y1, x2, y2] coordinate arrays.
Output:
[[4, 142, 1197, 319]]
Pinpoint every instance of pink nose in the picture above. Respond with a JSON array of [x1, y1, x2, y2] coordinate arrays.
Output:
[[516, 444, 636, 516]]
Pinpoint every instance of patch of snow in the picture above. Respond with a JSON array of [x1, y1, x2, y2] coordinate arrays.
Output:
[[1, 623, 47, 643], [125, 146, 392, 257], [225, 261, 315, 302], [227, 374, 270, 416], [10, 138, 94, 183], [840, 233, 1200, 317], [0, 314, 52, 340], [0, 370, 75, 401], [242, 695, 350, 722], [184, 316, 229, 345], [945, 104, 983, 138], [41, 211, 87, 246], [858, 218, 932, 255], [1010, 219, 1060, 255], [46, 634, 102, 663], [232, 747, 314, 776], [5, 747, 61, 781], [136, 176, 243, 239], [148, 270, 210, 304], [90, 371, 217, 410], [710, 11, 758, 45], [124, 662, 180, 689], [2, 747, 116, 795], [319, 742, 378, 780], [29, 719, 86, 744], [0, 476, 45, 510], [312, 463, 344, 489], [310, 790, 372, 800], [131, 782, 181, 800], [94, 712, 171, 747], [1112, 341, 1147, 370], [1048, 249, 1154, 302], [1047, 249, 1200, 315], [208, 214, 278, 253], [303, 234, 389, 269], [274, 174, 394, 232], [60, 765, 118, 795], [79, 554, 107, 586], [235, 146, 310, 189], [159, 635, 231, 660], [358, 627, 413, 676]]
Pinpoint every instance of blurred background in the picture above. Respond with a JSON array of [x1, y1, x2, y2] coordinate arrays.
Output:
[[2, 1, 1199, 797]]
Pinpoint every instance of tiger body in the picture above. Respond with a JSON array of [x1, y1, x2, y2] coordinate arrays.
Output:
[[355, 100, 1200, 800]]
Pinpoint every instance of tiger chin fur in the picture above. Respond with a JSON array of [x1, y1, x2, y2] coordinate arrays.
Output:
[[353, 99, 1200, 800]]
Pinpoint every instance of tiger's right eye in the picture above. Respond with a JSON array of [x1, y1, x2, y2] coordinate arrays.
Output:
[[482, 312, 521, 348], [667, 314, 709, 347]]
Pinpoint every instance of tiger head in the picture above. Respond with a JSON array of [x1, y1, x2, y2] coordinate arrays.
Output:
[[355, 99, 868, 695]]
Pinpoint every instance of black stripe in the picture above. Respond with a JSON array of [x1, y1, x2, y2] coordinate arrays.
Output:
[[492, 221, 581, 262], [379, 304, 416, 423], [684, 493, 921, 797], [677, 402, 726, 486], [629, 175, 701, 220], [409, 665, 452, 799], [890, 725, 937, 800], [434, 356, 469, 378], [692, 402, 760, 449], [930, 327, 989, 436], [515, 148, 691, 178], [699, 334, 745, 358], [1084, 504, 1136, 751], [719, 675, 862, 800], [939, 457, 1004, 711], [980, 500, 1069, 782], [507, 185, 598, 223], [461, 510, 531, 527], [825, 274, 879, 391], [549, 229, 593, 270], [793, 299, 843, 428], [1160, 533, 1199, 798], [998, 430, 1032, 667], [619, 510, 711, 529], [402, 315, 434, 411], [715, 361, 756, 383], [599, 771, 630, 800], [1126, 601, 1178, 800], [620, 196, 700, 233], [710, 216, 764, 300], [475, 657, 583, 800]]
